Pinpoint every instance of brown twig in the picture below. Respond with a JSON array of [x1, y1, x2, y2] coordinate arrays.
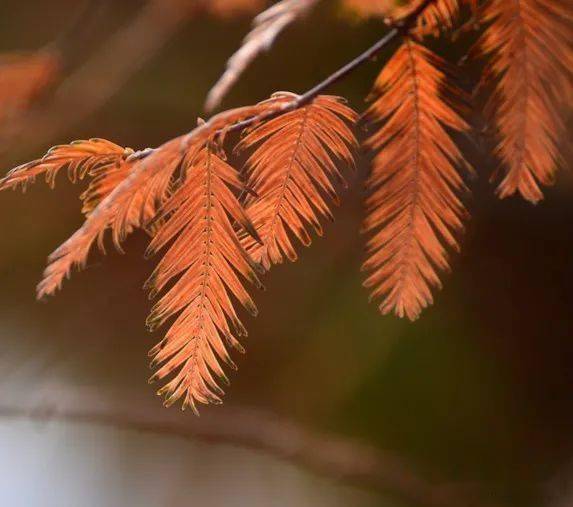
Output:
[[0, 384, 500, 507], [209, 0, 436, 136], [142, 0, 436, 159], [4, 0, 432, 161]]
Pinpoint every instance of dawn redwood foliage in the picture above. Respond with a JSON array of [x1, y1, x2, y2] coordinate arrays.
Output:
[[237, 95, 358, 269], [0, 0, 571, 413], [362, 40, 470, 321]]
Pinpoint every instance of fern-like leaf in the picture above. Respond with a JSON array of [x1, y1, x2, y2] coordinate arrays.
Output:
[[145, 144, 263, 413], [35, 102, 284, 299], [0, 138, 131, 191], [478, 0, 573, 203], [362, 39, 470, 321], [237, 94, 358, 269]]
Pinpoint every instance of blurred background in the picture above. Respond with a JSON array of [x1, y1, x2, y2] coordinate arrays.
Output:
[[0, 1, 572, 506]]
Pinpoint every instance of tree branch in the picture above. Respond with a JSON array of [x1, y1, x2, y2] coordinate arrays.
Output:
[[149, 0, 435, 158], [3, 0, 433, 162], [209, 0, 436, 136], [0, 384, 501, 507]]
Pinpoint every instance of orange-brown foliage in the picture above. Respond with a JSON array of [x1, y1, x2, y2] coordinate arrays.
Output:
[[0, 138, 130, 191], [145, 144, 263, 413], [362, 38, 470, 321], [80, 151, 137, 217], [28, 102, 283, 299], [1, 0, 572, 413], [478, 0, 573, 203], [238, 94, 358, 269], [16, 99, 285, 410]]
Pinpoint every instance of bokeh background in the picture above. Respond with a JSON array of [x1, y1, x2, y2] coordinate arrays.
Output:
[[0, 1, 572, 506]]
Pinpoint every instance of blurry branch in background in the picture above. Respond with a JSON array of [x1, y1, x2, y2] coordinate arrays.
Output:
[[0, 384, 502, 507], [204, 0, 320, 112], [0, 0, 106, 145], [46, 0, 110, 69], [134, 0, 443, 161], [2, 0, 200, 157], [0, 51, 61, 130], [1, 0, 269, 158]]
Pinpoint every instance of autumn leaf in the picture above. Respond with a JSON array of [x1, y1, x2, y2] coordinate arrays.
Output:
[[478, 0, 573, 203], [237, 94, 358, 269], [0, 138, 131, 191], [362, 39, 470, 321], [145, 144, 263, 413]]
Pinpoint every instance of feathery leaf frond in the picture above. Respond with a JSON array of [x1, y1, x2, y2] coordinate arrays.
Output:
[[34, 101, 281, 299], [362, 39, 470, 321], [478, 0, 573, 203], [146, 144, 263, 413], [237, 94, 358, 269], [80, 151, 138, 217], [0, 138, 131, 191]]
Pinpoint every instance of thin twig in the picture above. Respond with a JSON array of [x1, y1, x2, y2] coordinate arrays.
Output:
[[95, 0, 436, 163], [4, 0, 433, 163], [0, 384, 500, 507], [207, 0, 436, 136]]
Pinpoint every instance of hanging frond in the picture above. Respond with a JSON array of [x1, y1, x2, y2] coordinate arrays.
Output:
[[0, 139, 132, 191], [145, 144, 263, 413], [205, 0, 319, 111], [237, 94, 357, 270], [36, 141, 179, 298], [478, 0, 573, 203], [34, 101, 282, 299], [362, 38, 470, 321]]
